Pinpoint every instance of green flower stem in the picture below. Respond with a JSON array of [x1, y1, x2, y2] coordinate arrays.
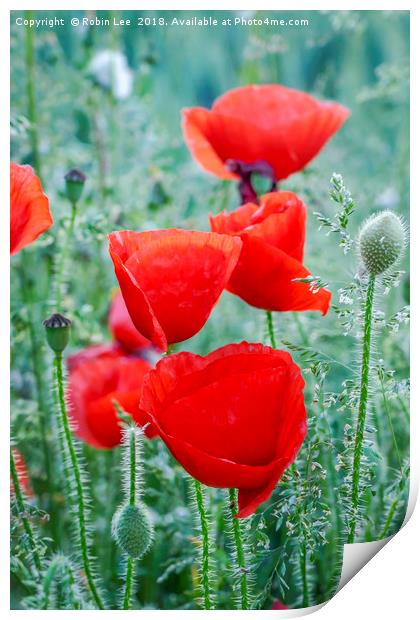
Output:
[[10, 448, 43, 575], [122, 427, 137, 610], [104, 451, 119, 585], [123, 558, 134, 610], [55, 202, 77, 310], [397, 396, 410, 425], [24, 10, 42, 181], [18, 255, 54, 522], [42, 556, 79, 610], [266, 311, 276, 348], [266, 312, 309, 603], [378, 370, 403, 474], [300, 548, 309, 608], [193, 479, 212, 610], [293, 313, 309, 347], [228, 488, 249, 610], [348, 274, 375, 543], [378, 499, 398, 540], [87, 93, 109, 204], [288, 462, 311, 606], [53, 352, 105, 609]]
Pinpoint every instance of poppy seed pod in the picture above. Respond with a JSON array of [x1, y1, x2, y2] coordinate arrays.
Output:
[[112, 503, 154, 559], [64, 169, 86, 204], [359, 211, 406, 275], [43, 313, 72, 353]]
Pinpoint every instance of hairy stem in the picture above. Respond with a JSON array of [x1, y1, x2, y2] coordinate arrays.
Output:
[[266, 311, 310, 604], [193, 479, 212, 610], [300, 547, 309, 608], [122, 427, 137, 610], [228, 488, 249, 610], [55, 202, 77, 310], [122, 558, 134, 611], [10, 448, 43, 575], [378, 371, 403, 474], [19, 255, 55, 527], [379, 499, 398, 539], [266, 310, 277, 348], [53, 353, 105, 609], [24, 10, 42, 180], [42, 556, 79, 610], [348, 274, 375, 543]]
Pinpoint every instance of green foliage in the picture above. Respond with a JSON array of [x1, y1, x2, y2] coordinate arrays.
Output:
[[10, 9, 409, 611]]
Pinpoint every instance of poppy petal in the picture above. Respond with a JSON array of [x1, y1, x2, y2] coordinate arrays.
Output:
[[237, 368, 307, 518], [10, 163, 53, 255], [109, 233, 167, 351], [209, 203, 258, 236], [211, 192, 306, 262], [108, 290, 151, 352], [228, 234, 331, 314], [68, 356, 156, 449], [146, 420, 282, 490], [11, 449, 33, 497], [183, 84, 349, 181], [140, 342, 307, 516], [182, 108, 238, 180], [109, 229, 242, 349], [67, 343, 123, 372]]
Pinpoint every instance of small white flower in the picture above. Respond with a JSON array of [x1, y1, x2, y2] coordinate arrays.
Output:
[[89, 49, 133, 100]]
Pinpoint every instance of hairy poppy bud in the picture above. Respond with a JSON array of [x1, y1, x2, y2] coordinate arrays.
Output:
[[112, 503, 154, 559], [64, 169, 86, 204], [43, 313, 72, 353], [359, 211, 406, 275]]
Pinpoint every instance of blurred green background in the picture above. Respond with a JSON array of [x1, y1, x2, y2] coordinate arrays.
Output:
[[10, 10, 409, 610]]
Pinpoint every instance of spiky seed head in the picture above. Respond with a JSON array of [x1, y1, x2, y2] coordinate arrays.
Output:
[[112, 503, 154, 559], [359, 211, 406, 275], [43, 313, 72, 353], [64, 168, 86, 204]]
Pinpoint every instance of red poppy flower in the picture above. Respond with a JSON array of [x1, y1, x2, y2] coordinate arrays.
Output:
[[67, 343, 123, 372], [10, 163, 53, 255], [11, 449, 33, 497], [210, 191, 331, 314], [108, 229, 242, 351], [67, 356, 157, 449], [140, 342, 307, 518], [182, 84, 349, 184], [272, 599, 288, 610], [109, 290, 151, 352]]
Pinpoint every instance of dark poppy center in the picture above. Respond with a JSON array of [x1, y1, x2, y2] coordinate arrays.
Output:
[[225, 159, 277, 204]]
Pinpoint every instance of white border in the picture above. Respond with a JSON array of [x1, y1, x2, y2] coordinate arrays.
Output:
[[2, 2, 417, 618]]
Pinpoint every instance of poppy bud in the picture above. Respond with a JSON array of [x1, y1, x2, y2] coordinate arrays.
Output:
[[43, 313, 72, 353], [64, 169, 86, 204], [112, 503, 154, 559], [359, 211, 406, 275]]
